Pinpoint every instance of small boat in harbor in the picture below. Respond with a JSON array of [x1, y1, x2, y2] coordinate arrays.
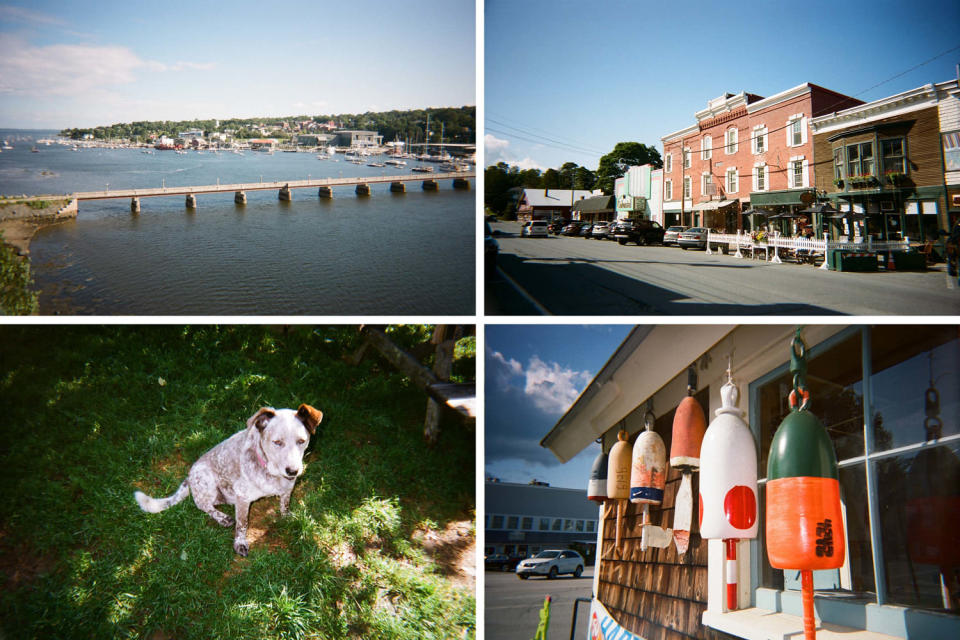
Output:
[[411, 165, 434, 173], [31, 146, 39, 153]]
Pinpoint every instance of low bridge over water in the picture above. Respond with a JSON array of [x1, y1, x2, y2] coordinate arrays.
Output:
[[72, 170, 474, 211]]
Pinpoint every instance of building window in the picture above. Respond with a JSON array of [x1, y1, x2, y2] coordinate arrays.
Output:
[[539, 517, 550, 531], [564, 519, 574, 532], [491, 515, 504, 529], [665, 153, 672, 173], [576, 520, 585, 532], [726, 168, 738, 194], [790, 159, 805, 188], [552, 518, 562, 531], [943, 131, 960, 171], [664, 180, 673, 201], [521, 516, 533, 530], [702, 172, 712, 197], [847, 142, 874, 178], [881, 138, 905, 177], [683, 147, 691, 169], [752, 326, 960, 615], [506, 516, 518, 529], [753, 125, 767, 154], [725, 127, 738, 154], [834, 148, 844, 181], [683, 176, 691, 199], [791, 118, 803, 146], [587, 520, 596, 533], [702, 135, 712, 160], [754, 165, 766, 191]]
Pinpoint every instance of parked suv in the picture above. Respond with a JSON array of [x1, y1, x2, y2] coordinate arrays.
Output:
[[590, 221, 613, 239], [521, 220, 549, 237], [613, 219, 666, 245], [516, 549, 584, 580]]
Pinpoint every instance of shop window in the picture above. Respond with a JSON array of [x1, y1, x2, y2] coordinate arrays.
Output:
[[752, 326, 960, 618], [552, 518, 563, 531], [506, 515, 518, 529], [491, 515, 504, 529], [521, 516, 533, 530], [539, 517, 550, 531]]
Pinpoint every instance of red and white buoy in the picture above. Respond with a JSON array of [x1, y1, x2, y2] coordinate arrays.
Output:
[[631, 412, 671, 551], [670, 367, 706, 555], [699, 363, 758, 611]]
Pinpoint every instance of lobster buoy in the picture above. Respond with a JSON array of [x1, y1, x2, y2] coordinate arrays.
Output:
[[765, 333, 844, 640], [699, 370, 758, 611], [670, 378, 706, 555], [631, 413, 671, 551], [607, 429, 632, 553], [587, 451, 609, 504]]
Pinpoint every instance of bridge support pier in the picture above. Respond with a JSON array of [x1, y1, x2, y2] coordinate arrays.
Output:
[[234, 191, 247, 204], [355, 183, 370, 196], [389, 182, 405, 193], [422, 180, 438, 191], [130, 197, 140, 213], [318, 186, 333, 199], [185, 194, 197, 209], [452, 178, 470, 190], [279, 185, 292, 201]]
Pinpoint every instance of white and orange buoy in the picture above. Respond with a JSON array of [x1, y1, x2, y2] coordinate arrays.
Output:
[[607, 429, 632, 553], [670, 368, 706, 554], [766, 332, 845, 640], [699, 364, 758, 611], [587, 450, 609, 504], [630, 412, 671, 551]]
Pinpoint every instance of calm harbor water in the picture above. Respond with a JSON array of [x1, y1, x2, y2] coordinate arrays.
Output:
[[0, 130, 475, 315]]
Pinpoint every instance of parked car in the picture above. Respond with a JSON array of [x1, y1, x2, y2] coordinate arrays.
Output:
[[678, 227, 709, 249], [547, 220, 568, 235], [613, 219, 666, 245], [485, 553, 522, 572], [590, 221, 613, 239], [516, 549, 585, 580], [663, 225, 688, 246], [562, 222, 584, 236], [578, 223, 594, 237], [521, 220, 549, 238], [484, 222, 499, 276]]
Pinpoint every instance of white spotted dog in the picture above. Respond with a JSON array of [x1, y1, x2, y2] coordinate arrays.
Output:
[[134, 404, 323, 556]]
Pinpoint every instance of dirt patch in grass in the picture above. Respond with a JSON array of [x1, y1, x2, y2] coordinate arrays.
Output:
[[0, 536, 58, 593], [413, 520, 475, 592]]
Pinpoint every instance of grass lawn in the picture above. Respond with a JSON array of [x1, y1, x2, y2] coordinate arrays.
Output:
[[0, 325, 476, 639]]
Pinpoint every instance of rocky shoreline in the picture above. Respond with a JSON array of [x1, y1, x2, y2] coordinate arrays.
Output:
[[0, 198, 76, 255]]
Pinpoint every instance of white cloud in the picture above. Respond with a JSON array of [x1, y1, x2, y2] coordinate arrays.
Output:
[[488, 349, 523, 391], [485, 133, 510, 153], [523, 355, 591, 415], [0, 34, 214, 97], [0, 4, 65, 26], [484, 133, 543, 170]]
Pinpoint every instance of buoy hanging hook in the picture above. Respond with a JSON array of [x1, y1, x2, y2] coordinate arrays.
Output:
[[789, 329, 810, 411]]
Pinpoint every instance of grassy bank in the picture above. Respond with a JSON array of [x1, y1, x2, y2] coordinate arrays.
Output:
[[0, 325, 476, 639], [0, 231, 39, 314]]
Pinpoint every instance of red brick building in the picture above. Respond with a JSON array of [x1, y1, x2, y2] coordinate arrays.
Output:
[[661, 84, 863, 233]]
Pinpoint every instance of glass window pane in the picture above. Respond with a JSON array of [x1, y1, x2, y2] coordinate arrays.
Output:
[[539, 517, 550, 531], [552, 518, 562, 531], [757, 331, 864, 473], [522, 516, 533, 530], [506, 516, 518, 529], [869, 326, 959, 450], [876, 442, 960, 612], [492, 515, 504, 529]]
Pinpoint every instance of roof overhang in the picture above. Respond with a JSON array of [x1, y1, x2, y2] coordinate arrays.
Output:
[[541, 325, 734, 463]]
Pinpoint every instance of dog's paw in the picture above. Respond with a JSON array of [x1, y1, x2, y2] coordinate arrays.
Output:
[[221, 516, 235, 528], [234, 540, 249, 557]]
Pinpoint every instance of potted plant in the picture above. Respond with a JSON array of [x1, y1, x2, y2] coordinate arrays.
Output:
[[833, 178, 844, 189], [885, 171, 905, 185]]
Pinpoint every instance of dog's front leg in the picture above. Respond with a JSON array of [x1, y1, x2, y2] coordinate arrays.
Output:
[[279, 488, 293, 516], [233, 498, 251, 556]]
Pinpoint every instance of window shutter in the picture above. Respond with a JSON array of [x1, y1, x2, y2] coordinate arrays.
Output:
[[802, 159, 809, 187], [801, 117, 808, 145]]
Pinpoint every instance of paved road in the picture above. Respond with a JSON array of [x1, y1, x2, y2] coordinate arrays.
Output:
[[487, 221, 960, 316], [485, 567, 594, 640]]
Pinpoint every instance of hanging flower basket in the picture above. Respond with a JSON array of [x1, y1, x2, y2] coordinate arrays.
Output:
[[885, 172, 905, 185]]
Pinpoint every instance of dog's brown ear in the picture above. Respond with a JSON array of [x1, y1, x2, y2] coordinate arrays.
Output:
[[296, 404, 324, 434], [247, 408, 276, 432]]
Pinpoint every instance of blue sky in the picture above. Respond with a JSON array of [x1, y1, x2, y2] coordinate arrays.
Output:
[[0, 0, 475, 128], [485, 324, 632, 489], [485, 0, 960, 171]]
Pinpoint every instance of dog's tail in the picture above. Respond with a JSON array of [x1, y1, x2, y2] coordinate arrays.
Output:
[[134, 480, 190, 513]]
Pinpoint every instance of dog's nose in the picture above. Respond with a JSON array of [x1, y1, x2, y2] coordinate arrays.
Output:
[[285, 467, 299, 477]]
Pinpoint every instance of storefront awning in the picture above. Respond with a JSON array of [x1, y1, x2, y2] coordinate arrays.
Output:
[[750, 189, 815, 206], [691, 199, 736, 211]]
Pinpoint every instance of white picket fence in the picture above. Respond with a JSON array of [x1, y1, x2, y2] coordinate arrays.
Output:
[[704, 230, 910, 271]]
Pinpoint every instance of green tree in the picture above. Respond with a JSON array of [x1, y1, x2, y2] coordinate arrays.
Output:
[[541, 168, 561, 189], [595, 142, 662, 194]]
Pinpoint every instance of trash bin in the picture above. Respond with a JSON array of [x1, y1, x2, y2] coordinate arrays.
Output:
[[892, 251, 926, 271], [834, 251, 878, 272]]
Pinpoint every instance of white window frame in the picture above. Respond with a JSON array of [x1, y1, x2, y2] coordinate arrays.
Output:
[[683, 147, 691, 169], [786, 113, 807, 147], [725, 127, 738, 154], [702, 135, 712, 160], [664, 179, 673, 201], [702, 171, 712, 197], [726, 167, 738, 194], [789, 155, 809, 188], [752, 125, 767, 154], [665, 152, 673, 174], [753, 163, 767, 192], [683, 176, 691, 199]]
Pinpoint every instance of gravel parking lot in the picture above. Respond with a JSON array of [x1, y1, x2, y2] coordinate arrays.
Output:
[[486, 221, 960, 315]]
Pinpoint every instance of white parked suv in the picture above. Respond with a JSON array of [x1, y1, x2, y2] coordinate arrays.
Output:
[[521, 220, 549, 237], [516, 549, 584, 579]]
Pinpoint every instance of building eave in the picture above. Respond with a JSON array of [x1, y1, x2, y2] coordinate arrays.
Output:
[[745, 83, 813, 114], [809, 83, 942, 134]]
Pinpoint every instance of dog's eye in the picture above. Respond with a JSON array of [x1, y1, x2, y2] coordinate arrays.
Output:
[[273, 440, 283, 447], [297, 439, 305, 445]]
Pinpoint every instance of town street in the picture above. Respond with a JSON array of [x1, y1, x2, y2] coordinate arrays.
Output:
[[485, 567, 594, 640], [487, 222, 960, 315]]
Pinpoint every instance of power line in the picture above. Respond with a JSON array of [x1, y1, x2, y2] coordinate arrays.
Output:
[[487, 110, 604, 153], [486, 126, 605, 158]]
